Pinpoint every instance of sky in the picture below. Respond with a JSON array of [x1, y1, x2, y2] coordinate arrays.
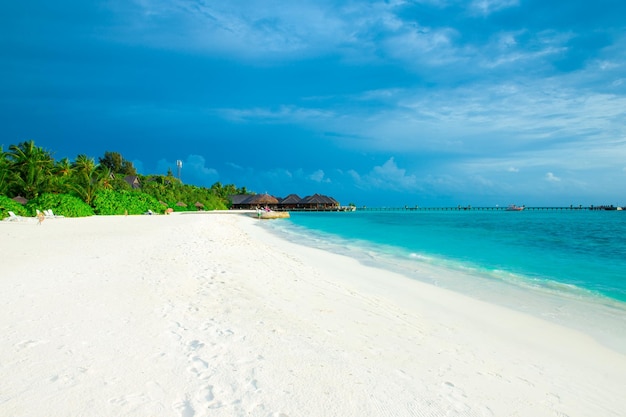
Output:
[[1, 0, 625, 207]]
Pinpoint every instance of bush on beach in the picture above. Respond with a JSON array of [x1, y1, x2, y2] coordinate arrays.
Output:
[[93, 189, 163, 215], [0, 195, 28, 220], [166, 193, 228, 212], [197, 193, 229, 211], [25, 193, 94, 218]]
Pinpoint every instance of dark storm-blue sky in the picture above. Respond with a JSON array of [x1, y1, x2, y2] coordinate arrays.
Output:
[[1, 0, 625, 206]]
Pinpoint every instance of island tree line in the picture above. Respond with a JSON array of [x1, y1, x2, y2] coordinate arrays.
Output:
[[0, 140, 251, 219]]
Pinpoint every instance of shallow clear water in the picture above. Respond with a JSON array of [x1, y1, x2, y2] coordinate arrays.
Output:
[[259, 209, 626, 352], [266, 210, 626, 303]]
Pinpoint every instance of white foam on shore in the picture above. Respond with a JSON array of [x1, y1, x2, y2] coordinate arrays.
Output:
[[2, 213, 626, 417]]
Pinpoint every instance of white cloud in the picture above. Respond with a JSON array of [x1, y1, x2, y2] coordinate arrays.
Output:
[[216, 105, 334, 123], [117, 0, 397, 59], [545, 172, 561, 182], [308, 169, 329, 183], [347, 169, 362, 182], [507, 166, 519, 172], [324, 79, 626, 161], [112, 0, 477, 68], [226, 162, 244, 170], [263, 168, 293, 180], [185, 154, 218, 177], [481, 31, 570, 70], [350, 157, 420, 191], [383, 25, 462, 68], [469, 0, 520, 16]]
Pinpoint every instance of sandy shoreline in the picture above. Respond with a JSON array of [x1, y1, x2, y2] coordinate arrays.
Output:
[[2, 213, 626, 416]]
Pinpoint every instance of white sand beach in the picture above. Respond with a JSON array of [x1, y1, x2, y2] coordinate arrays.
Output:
[[1, 213, 626, 417]]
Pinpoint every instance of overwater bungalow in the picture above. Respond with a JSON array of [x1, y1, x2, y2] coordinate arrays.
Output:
[[278, 194, 303, 210], [229, 193, 343, 211], [230, 193, 280, 210], [300, 193, 340, 210]]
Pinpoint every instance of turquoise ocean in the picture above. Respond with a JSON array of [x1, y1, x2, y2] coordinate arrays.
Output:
[[263, 209, 626, 349]]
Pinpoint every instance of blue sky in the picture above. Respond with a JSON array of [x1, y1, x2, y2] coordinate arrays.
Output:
[[1, 0, 625, 207]]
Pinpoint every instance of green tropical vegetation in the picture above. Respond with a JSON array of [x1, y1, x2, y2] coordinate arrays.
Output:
[[0, 140, 251, 219], [26, 193, 94, 218], [0, 195, 28, 219]]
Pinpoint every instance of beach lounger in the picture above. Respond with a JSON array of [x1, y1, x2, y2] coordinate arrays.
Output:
[[4, 211, 23, 222], [45, 209, 64, 218]]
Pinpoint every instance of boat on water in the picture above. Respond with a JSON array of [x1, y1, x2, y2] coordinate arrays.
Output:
[[505, 204, 525, 211], [254, 209, 290, 219]]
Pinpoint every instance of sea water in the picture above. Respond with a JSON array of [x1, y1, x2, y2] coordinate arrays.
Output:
[[262, 209, 626, 350]]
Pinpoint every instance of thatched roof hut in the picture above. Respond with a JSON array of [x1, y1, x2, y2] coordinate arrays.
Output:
[[229, 195, 250, 206], [12, 196, 28, 205], [229, 194, 279, 209], [228, 193, 279, 209], [278, 193, 302, 209], [194, 202, 205, 210], [176, 201, 187, 207], [301, 193, 340, 209], [246, 193, 279, 206], [279, 194, 301, 204], [229, 192, 340, 211]]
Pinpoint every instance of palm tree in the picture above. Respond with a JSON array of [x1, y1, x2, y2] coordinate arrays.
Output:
[[99, 166, 114, 190], [0, 146, 10, 195], [6, 140, 54, 199], [50, 157, 73, 194], [71, 154, 103, 205], [73, 154, 96, 174]]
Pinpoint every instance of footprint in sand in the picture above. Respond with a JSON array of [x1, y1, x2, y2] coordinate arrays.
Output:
[[173, 399, 195, 417], [188, 356, 209, 376], [188, 340, 205, 351], [199, 384, 215, 402], [16, 339, 46, 350]]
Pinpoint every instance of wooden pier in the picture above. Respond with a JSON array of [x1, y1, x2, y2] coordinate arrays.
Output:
[[356, 205, 623, 212]]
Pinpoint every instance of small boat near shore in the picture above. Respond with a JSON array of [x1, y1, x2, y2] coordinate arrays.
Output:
[[253, 210, 290, 219], [505, 204, 525, 211]]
